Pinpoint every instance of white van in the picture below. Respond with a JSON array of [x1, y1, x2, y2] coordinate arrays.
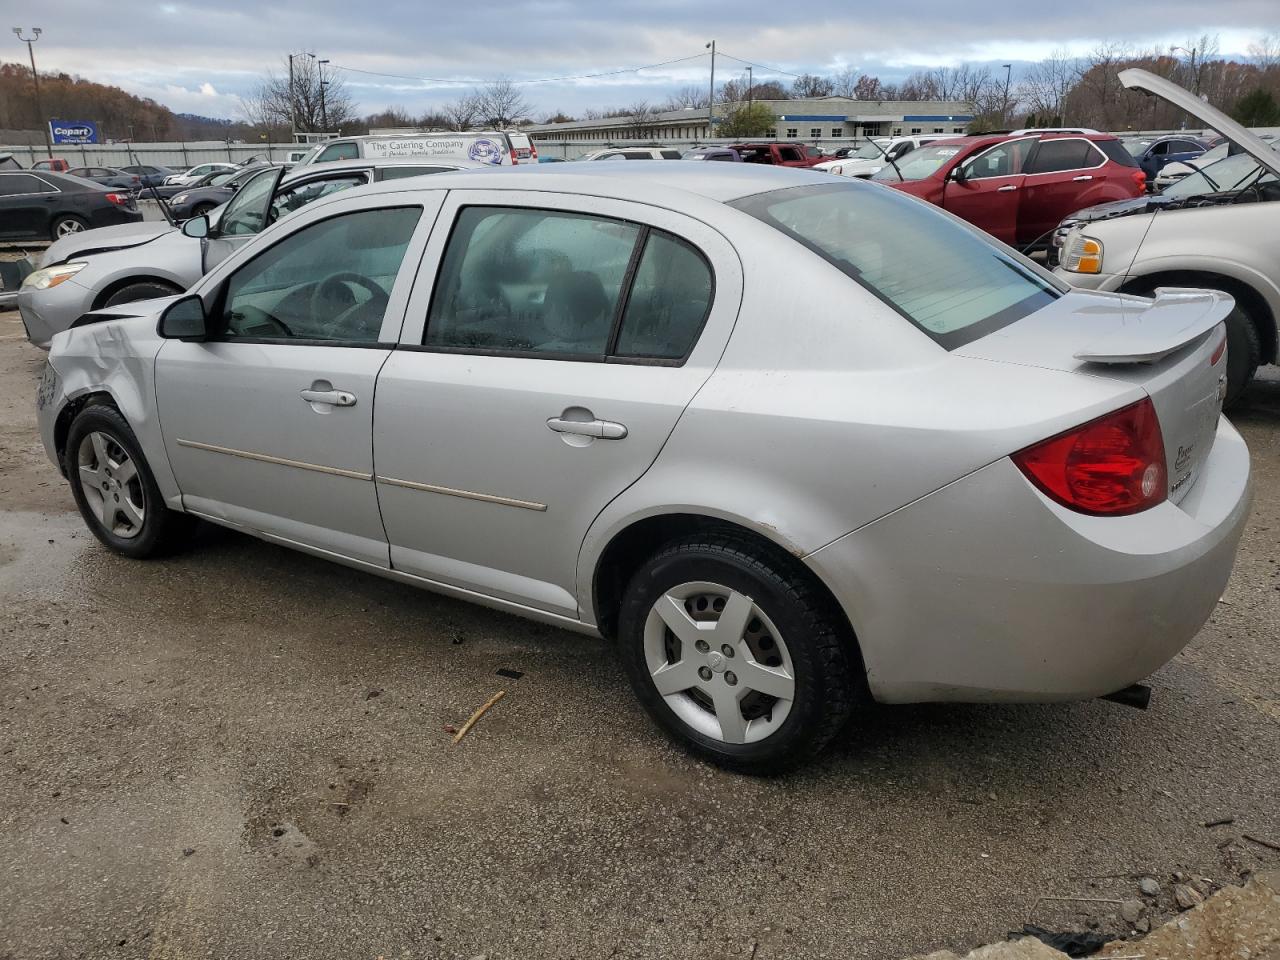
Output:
[[296, 131, 535, 167]]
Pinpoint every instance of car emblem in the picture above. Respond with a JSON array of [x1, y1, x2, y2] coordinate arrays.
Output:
[[707, 651, 726, 673]]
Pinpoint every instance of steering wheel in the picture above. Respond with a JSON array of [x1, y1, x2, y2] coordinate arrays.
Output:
[[310, 272, 390, 338]]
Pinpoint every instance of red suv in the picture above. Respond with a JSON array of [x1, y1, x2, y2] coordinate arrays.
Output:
[[871, 133, 1146, 249], [727, 143, 827, 168]]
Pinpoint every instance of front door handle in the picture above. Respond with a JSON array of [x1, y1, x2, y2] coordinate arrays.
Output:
[[547, 417, 628, 440], [997, 184, 1018, 192], [1072, 175, 1094, 182], [300, 388, 357, 407]]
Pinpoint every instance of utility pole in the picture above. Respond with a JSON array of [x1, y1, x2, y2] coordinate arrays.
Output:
[[12, 28, 52, 158], [288, 53, 297, 139], [747, 66, 753, 110], [1001, 63, 1012, 127], [318, 58, 330, 133], [706, 40, 716, 139]]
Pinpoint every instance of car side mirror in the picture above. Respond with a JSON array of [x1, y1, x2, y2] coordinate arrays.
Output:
[[182, 214, 210, 239], [949, 164, 968, 184], [158, 294, 208, 340]]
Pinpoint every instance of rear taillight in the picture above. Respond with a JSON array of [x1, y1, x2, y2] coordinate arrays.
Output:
[[530, 143, 538, 161], [1209, 330, 1227, 366], [1012, 398, 1166, 516], [104, 192, 128, 206], [1131, 169, 1147, 190]]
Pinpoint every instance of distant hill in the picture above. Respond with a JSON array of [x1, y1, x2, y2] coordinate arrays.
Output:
[[0, 61, 257, 142]]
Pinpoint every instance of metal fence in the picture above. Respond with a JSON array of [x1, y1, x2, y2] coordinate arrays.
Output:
[[0, 141, 304, 168]]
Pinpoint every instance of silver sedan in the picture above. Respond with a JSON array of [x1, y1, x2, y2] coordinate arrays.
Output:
[[34, 164, 1251, 771]]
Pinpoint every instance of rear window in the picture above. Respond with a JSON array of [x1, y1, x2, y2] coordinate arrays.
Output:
[[661, 150, 682, 160], [1097, 139, 1139, 167], [731, 182, 1061, 349]]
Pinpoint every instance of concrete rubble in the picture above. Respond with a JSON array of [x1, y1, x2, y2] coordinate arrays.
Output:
[[909, 871, 1280, 960]]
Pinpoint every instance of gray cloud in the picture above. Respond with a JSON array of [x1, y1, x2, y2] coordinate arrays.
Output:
[[8, 0, 1276, 117]]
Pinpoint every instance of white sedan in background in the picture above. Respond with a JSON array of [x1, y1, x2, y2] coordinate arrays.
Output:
[[813, 135, 951, 178]]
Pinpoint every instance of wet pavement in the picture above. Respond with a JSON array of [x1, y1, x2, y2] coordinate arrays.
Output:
[[0, 310, 1277, 960]]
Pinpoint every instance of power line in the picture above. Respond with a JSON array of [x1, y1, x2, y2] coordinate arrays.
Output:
[[716, 51, 808, 80], [329, 52, 710, 86]]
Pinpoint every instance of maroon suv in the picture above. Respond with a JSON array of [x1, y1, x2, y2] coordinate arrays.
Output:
[[871, 132, 1146, 248]]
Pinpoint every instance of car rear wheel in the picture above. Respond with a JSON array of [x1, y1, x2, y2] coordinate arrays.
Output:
[[103, 281, 182, 308], [50, 215, 88, 239], [65, 404, 195, 559], [617, 532, 859, 773]]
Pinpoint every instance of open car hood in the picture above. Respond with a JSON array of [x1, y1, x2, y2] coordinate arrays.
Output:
[[1119, 68, 1280, 179]]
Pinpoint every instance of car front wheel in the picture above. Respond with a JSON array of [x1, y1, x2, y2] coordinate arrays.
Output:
[[64, 403, 195, 559], [618, 532, 860, 773]]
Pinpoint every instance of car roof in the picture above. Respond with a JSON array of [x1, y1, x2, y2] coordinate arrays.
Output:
[[280, 155, 492, 185], [326, 160, 846, 205]]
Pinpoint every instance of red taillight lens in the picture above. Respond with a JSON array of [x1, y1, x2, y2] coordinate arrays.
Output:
[[104, 192, 127, 206], [1131, 169, 1147, 190], [1012, 398, 1166, 516], [1209, 331, 1226, 366]]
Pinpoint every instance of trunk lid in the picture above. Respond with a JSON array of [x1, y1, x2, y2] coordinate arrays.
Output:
[[958, 289, 1230, 504], [1118, 69, 1280, 179]]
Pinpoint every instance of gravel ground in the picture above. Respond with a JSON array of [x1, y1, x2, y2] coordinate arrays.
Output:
[[0, 308, 1276, 960]]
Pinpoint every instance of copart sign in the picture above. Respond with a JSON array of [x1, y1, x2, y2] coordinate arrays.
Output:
[[50, 120, 99, 144]]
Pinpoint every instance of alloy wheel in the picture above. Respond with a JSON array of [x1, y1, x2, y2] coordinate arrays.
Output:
[[642, 581, 795, 744], [77, 431, 145, 539], [56, 219, 85, 237]]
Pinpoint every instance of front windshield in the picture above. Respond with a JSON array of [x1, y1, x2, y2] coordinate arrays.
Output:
[[1123, 139, 1154, 157], [1164, 152, 1276, 198], [851, 142, 887, 159], [295, 144, 324, 166], [731, 182, 1061, 349], [871, 144, 963, 181]]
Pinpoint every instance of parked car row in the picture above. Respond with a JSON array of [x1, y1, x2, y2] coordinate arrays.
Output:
[[0, 169, 141, 241]]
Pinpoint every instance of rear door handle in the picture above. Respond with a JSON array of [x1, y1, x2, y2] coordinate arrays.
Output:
[[547, 417, 628, 440], [997, 184, 1018, 192], [1072, 175, 1094, 182], [300, 388, 357, 407]]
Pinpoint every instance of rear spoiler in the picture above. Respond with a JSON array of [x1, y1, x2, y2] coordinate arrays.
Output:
[[1074, 288, 1233, 364]]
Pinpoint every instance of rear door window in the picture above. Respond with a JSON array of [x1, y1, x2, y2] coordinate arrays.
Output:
[[425, 207, 641, 357], [732, 182, 1061, 349], [613, 232, 712, 360], [0, 174, 55, 195], [1025, 138, 1100, 174]]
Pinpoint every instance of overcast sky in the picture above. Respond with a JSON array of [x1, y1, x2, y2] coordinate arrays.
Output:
[[6, 0, 1277, 120]]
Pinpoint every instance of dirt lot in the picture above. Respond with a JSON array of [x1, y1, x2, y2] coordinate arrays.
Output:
[[0, 307, 1276, 960]]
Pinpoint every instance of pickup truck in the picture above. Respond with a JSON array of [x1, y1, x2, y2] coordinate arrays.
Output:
[[727, 142, 826, 168]]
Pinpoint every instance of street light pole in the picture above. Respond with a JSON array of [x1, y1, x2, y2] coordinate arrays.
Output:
[[1001, 63, 1012, 128], [12, 27, 52, 158], [706, 40, 716, 140]]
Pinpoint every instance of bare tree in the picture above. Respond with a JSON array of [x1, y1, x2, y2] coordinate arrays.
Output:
[[791, 73, 834, 98], [238, 54, 355, 134], [473, 78, 532, 128], [1249, 33, 1280, 70], [853, 74, 884, 100], [443, 93, 482, 131], [663, 85, 709, 110], [619, 101, 662, 137], [1018, 48, 1079, 125], [830, 67, 860, 99]]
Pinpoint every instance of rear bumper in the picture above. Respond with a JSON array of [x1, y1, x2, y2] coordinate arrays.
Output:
[[807, 416, 1252, 703]]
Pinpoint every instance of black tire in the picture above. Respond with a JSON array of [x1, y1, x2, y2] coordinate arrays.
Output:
[[189, 203, 217, 218], [1221, 306, 1261, 409], [617, 531, 860, 774], [102, 281, 182, 309], [50, 214, 88, 240], [64, 403, 196, 559]]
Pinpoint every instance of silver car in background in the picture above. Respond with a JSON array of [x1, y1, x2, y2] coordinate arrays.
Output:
[[35, 164, 1251, 772], [18, 157, 490, 347]]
